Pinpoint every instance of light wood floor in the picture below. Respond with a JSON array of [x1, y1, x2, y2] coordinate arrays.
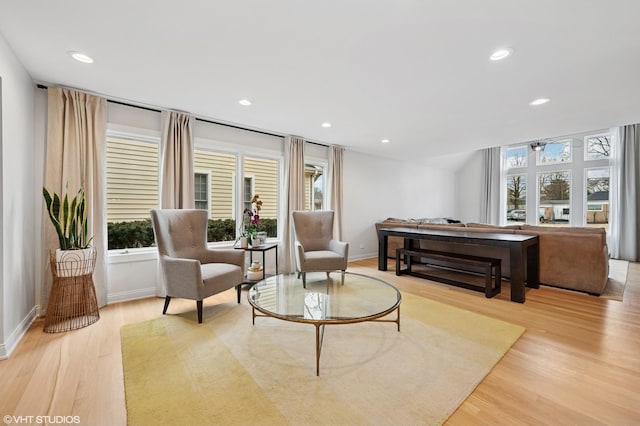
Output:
[[1, 258, 639, 425]]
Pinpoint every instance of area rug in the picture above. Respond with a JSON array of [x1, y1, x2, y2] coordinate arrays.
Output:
[[121, 292, 525, 425], [601, 259, 630, 301]]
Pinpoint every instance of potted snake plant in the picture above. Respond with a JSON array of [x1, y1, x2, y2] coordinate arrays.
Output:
[[43, 187, 94, 276]]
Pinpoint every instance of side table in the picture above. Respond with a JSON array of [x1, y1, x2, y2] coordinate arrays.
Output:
[[235, 243, 278, 283]]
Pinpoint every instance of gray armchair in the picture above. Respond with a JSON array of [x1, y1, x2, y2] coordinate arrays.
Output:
[[292, 210, 349, 287], [150, 209, 245, 323]]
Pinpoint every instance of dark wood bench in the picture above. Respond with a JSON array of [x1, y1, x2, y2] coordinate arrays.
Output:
[[395, 247, 501, 298]]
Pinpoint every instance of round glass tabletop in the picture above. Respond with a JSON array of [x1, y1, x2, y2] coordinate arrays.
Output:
[[247, 271, 401, 325]]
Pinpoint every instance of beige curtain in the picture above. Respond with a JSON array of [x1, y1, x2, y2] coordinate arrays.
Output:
[[43, 88, 107, 310], [157, 111, 195, 296], [328, 145, 344, 240], [281, 136, 305, 273], [159, 111, 195, 209]]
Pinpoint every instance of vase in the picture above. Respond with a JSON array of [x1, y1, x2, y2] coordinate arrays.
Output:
[[55, 247, 96, 277], [240, 236, 248, 248], [250, 237, 261, 248]]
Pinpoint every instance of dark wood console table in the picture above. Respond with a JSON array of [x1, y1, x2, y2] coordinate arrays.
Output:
[[378, 227, 539, 303]]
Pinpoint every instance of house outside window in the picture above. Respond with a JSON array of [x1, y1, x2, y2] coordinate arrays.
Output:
[[106, 135, 159, 250], [244, 156, 279, 238], [194, 148, 237, 242]]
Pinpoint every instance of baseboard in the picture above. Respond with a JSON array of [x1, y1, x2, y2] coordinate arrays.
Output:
[[349, 253, 378, 262], [107, 287, 157, 304], [0, 306, 38, 359]]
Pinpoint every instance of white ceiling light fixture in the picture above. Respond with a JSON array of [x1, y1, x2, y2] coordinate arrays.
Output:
[[529, 98, 550, 106], [238, 99, 252, 106], [490, 47, 513, 61], [321, 122, 332, 128], [68, 51, 94, 64], [381, 139, 390, 144]]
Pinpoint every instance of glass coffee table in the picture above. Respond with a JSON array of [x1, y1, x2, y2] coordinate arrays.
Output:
[[248, 271, 401, 375]]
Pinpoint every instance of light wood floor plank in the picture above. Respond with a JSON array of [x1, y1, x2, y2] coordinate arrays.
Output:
[[1, 259, 639, 425]]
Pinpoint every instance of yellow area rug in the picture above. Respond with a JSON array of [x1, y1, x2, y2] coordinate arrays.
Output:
[[121, 292, 524, 425]]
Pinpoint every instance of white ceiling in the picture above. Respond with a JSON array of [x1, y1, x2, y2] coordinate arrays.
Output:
[[2, 0, 640, 161]]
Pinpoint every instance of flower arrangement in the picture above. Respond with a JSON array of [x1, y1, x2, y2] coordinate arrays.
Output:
[[242, 194, 263, 243]]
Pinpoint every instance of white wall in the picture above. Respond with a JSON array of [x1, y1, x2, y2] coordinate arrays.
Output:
[[455, 150, 484, 223], [0, 34, 37, 359], [343, 150, 456, 260]]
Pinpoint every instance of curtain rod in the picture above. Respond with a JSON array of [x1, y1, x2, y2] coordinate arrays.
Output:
[[36, 83, 330, 147]]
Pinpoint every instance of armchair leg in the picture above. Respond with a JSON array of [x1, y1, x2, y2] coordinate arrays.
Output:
[[302, 272, 306, 288], [341, 270, 345, 285], [163, 296, 171, 315], [236, 284, 242, 304], [197, 300, 203, 324]]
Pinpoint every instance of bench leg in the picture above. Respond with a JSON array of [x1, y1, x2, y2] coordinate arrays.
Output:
[[485, 266, 492, 298], [495, 263, 501, 294]]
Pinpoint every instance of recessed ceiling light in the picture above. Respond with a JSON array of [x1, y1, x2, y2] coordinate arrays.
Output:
[[381, 139, 390, 144], [321, 122, 332, 128], [238, 99, 252, 106], [529, 98, 550, 106], [490, 48, 513, 61], [69, 51, 94, 63]]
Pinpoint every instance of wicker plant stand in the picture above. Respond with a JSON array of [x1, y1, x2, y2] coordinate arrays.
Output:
[[44, 248, 100, 333]]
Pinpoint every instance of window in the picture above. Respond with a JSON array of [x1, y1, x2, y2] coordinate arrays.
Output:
[[106, 135, 159, 250], [505, 146, 527, 169], [244, 156, 279, 238], [194, 172, 209, 210], [502, 129, 613, 229], [304, 163, 326, 211], [538, 171, 571, 224], [585, 168, 609, 229], [538, 140, 572, 165], [506, 175, 526, 223], [585, 134, 611, 160]]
